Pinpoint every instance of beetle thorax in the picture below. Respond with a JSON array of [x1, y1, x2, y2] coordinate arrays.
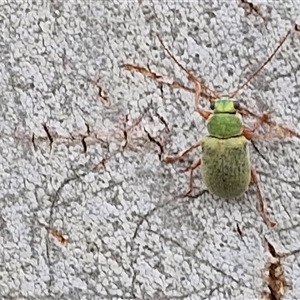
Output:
[[207, 98, 243, 139]]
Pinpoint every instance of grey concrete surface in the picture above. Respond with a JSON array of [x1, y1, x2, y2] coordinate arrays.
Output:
[[1, 1, 300, 299]]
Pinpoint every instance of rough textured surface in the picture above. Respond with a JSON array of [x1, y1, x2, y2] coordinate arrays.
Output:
[[1, 1, 300, 299]]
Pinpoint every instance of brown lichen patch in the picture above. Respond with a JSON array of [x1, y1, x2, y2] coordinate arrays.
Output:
[[262, 238, 292, 300], [47, 227, 71, 246], [39, 222, 71, 247]]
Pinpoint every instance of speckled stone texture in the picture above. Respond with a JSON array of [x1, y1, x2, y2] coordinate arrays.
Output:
[[1, 1, 300, 299]]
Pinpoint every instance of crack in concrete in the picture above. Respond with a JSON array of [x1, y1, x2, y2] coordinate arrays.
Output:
[[45, 173, 85, 295], [262, 237, 300, 300], [147, 229, 247, 286]]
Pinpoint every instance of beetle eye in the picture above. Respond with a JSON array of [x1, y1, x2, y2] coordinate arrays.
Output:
[[210, 102, 215, 110], [234, 101, 240, 109]]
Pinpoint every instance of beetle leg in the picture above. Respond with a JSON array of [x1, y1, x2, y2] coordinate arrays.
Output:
[[250, 167, 277, 227], [242, 111, 270, 140], [183, 158, 202, 172], [195, 107, 212, 120], [244, 125, 300, 140], [163, 141, 201, 163], [241, 107, 300, 139], [249, 111, 270, 132], [183, 159, 202, 197]]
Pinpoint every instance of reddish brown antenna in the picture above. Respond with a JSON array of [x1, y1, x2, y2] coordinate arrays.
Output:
[[230, 29, 292, 98]]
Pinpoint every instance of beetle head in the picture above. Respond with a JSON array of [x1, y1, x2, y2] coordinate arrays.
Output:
[[210, 98, 240, 114]]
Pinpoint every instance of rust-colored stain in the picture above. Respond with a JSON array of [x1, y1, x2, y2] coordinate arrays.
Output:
[[47, 227, 71, 246], [262, 238, 292, 300]]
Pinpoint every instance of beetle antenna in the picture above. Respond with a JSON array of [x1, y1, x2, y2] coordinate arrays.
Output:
[[230, 29, 292, 98], [157, 34, 220, 100]]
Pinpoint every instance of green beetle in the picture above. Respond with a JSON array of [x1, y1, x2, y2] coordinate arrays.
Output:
[[201, 98, 250, 199], [162, 77, 276, 227], [124, 28, 300, 227]]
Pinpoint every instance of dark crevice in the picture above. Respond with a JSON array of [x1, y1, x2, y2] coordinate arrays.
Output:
[[46, 173, 85, 295], [144, 128, 164, 160], [42, 123, 53, 151], [251, 140, 271, 166]]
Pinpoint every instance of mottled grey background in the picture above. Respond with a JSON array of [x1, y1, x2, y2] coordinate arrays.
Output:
[[1, 1, 300, 299]]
